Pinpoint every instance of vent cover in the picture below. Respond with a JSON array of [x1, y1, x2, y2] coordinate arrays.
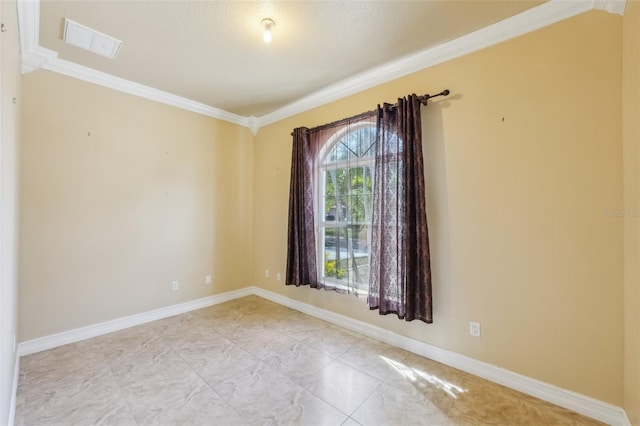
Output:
[[63, 19, 122, 59]]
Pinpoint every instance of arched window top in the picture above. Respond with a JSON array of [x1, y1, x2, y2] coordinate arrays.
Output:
[[321, 122, 377, 165], [320, 121, 401, 166]]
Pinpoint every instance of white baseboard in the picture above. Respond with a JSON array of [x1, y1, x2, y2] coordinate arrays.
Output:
[[250, 286, 629, 426], [8, 355, 19, 426], [15, 285, 629, 425], [17, 287, 252, 357]]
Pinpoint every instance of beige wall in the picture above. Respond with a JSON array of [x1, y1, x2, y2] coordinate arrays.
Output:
[[253, 10, 624, 405], [19, 71, 254, 341], [623, 1, 640, 424], [0, 0, 22, 424]]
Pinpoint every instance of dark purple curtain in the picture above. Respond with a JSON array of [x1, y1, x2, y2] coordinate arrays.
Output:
[[368, 94, 433, 323], [286, 127, 318, 287]]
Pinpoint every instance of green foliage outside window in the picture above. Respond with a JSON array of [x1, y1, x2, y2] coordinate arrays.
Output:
[[324, 253, 347, 279], [325, 167, 373, 223]]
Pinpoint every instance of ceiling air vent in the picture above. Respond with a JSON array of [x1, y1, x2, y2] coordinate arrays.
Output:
[[63, 18, 122, 59]]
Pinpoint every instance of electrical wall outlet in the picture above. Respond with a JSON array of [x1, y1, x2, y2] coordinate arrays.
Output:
[[277, 272, 281, 281], [172, 280, 179, 291], [205, 275, 211, 284], [265, 269, 269, 278], [470, 321, 481, 337]]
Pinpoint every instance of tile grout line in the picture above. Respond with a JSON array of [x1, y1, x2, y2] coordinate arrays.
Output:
[[289, 357, 352, 418], [100, 345, 141, 426], [196, 301, 393, 423], [162, 325, 251, 419], [347, 380, 386, 421], [288, 355, 383, 420]]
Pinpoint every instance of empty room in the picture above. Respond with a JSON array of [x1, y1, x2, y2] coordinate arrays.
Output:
[[1, 0, 639, 425]]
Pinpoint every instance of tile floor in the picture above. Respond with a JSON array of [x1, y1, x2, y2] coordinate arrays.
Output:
[[15, 295, 602, 425]]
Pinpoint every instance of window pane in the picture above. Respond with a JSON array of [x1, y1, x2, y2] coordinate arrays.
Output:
[[346, 167, 371, 223], [325, 196, 337, 221], [322, 225, 370, 286], [323, 227, 347, 280], [348, 224, 370, 285]]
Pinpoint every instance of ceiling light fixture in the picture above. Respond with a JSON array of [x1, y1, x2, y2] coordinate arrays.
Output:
[[261, 18, 276, 44]]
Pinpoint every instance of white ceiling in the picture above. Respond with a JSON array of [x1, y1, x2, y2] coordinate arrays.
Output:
[[18, 0, 625, 129]]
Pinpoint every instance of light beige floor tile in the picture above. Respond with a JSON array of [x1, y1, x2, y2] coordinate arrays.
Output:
[[270, 315, 334, 341], [214, 361, 347, 425], [164, 327, 234, 355], [15, 295, 604, 426], [261, 390, 348, 426], [129, 380, 242, 425], [95, 328, 168, 366], [301, 325, 366, 357], [16, 366, 135, 426], [339, 337, 411, 381], [219, 321, 276, 346], [240, 332, 300, 359], [213, 361, 304, 416], [18, 341, 105, 387], [263, 340, 334, 378], [110, 349, 233, 424], [383, 352, 467, 414], [398, 352, 468, 382], [186, 342, 261, 387], [351, 382, 458, 426], [295, 359, 382, 416], [451, 374, 604, 425], [105, 342, 176, 379]]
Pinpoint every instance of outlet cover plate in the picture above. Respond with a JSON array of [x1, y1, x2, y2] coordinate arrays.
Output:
[[470, 321, 481, 337]]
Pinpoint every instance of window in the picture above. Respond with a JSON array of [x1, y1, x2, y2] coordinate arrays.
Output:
[[318, 122, 376, 293], [287, 94, 432, 322]]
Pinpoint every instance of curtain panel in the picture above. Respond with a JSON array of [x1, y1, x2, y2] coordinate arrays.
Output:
[[368, 94, 433, 323], [285, 127, 319, 287], [286, 114, 376, 292], [311, 116, 376, 295]]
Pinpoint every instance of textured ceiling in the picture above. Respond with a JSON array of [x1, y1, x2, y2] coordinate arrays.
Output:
[[38, 0, 544, 117]]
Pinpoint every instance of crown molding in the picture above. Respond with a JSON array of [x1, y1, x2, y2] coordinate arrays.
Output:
[[21, 45, 57, 73], [42, 57, 250, 126], [17, 0, 626, 132], [592, 0, 627, 14], [17, 0, 56, 73], [247, 116, 260, 136]]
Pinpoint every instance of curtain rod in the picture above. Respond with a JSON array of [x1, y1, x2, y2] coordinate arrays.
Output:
[[293, 89, 450, 135], [416, 89, 450, 104]]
